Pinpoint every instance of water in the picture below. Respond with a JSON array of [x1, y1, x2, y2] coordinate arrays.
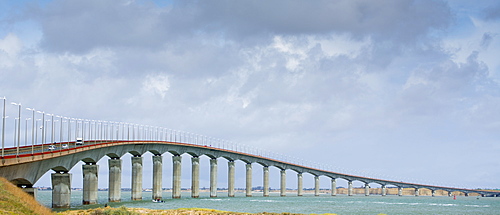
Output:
[[37, 191, 500, 214]]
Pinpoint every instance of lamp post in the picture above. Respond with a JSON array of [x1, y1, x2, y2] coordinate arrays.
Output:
[[1, 97, 5, 158], [26, 108, 35, 155], [25, 118, 31, 146], [37, 111, 45, 153], [11, 102, 21, 156]]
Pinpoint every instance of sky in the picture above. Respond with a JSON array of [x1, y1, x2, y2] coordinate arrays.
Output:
[[1, 0, 500, 190]]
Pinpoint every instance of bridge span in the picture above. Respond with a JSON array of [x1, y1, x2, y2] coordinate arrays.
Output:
[[1, 139, 499, 208]]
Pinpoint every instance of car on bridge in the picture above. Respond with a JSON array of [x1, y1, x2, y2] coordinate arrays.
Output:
[[76, 138, 84, 145], [47, 145, 57, 151]]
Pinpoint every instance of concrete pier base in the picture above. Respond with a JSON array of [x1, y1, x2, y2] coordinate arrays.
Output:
[[398, 187, 403, 196], [431, 190, 436, 197], [191, 157, 200, 198], [297, 173, 303, 196], [82, 164, 98, 204], [331, 178, 337, 196], [152, 155, 163, 200], [348, 181, 353, 196], [131, 156, 143, 200], [228, 161, 235, 197], [364, 183, 370, 196], [381, 185, 387, 196], [108, 159, 122, 202], [22, 187, 37, 197], [280, 169, 286, 197], [51, 172, 71, 208], [172, 155, 182, 198], [314, 176, 320, 196], [263, 166, 269, 197], [246, 163, 252, 197], [415, 188, 420, 196], [210, 158, 217, 197]]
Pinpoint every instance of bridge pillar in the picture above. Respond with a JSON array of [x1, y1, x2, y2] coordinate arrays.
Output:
[[314, 176, 320, 196], [348, 180, 353, 196], [152, 155, 163, 200], [398, 186, 403, 196], [210, 158, 217, 197], [431, 190, 436, 197], [51, 172, 71, 208], [82, 163, 98, 204], [381, 185, 386, 196], [280, 169, 286, 197], [22, 187, 37, 197], [131, 156, 143, 200], [364, 183, 370, 196], [448, 191, 452, 197], [246, 163, 252, 197], [228, 160, 235, 197], [172, 155, 182, 198], [465, 193, 469, 197], [191, 157, 200, 198], [331, 178, 337, 196], [263, 166, 270, 197], [297, 173, 303, 196], [414, 188, 420, 196], [108, 158, 121, 202]]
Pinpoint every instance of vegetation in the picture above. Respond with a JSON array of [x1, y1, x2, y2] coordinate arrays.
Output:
[[0, 177, 53, 215]]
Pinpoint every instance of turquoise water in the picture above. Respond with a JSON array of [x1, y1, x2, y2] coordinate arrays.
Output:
[[38, 191, 499, 214]]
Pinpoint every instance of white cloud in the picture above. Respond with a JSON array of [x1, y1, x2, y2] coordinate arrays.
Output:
[[142, 73, 170, 99]]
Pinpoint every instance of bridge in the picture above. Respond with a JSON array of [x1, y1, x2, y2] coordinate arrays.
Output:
[[1, 98, 499, 208]]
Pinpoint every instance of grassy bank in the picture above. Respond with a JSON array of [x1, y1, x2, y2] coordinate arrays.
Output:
[[0, 177, 53, 215], [58, 206, 323, 215]]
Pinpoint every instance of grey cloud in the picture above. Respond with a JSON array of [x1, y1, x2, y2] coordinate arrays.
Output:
[[484, 3, 500, 20], [32, 0, 451, 54]]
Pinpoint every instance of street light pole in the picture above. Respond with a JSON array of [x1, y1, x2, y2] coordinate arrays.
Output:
[[26, 108, 35, 155], [11, 102, 21, 156], [25, 118, 31, 146], [37, 111, 45, 153], [1, 97, 5, 158]]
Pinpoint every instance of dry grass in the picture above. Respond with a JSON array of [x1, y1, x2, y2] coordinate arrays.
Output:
[[57, 207, 330, 215], [0, 177, 53, 215]]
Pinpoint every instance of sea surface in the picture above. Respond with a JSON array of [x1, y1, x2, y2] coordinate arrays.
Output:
[[37, 191, 500, 214]]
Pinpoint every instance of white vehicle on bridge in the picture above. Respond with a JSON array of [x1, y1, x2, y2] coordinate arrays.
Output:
[[76, 138, 84, 145], [47, 145, 57, 151]]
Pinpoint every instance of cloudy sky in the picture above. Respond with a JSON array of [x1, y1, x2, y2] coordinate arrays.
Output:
[[1, 0, 500, 190]]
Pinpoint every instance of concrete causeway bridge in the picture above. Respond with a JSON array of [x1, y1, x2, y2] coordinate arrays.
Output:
[[1, 98, 499, 208]]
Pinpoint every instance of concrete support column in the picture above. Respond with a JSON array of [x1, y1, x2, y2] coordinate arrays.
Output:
[[348, 180, 353, 196], [108, 159, 122, 202], [398, 186, 403, 196], [172, 155, 182, 199], [314, 176, 320, 196], [297, 173, 303, 196], [191, 157, 200, 198], [152, 155, 163, 200], [245, 163, 252, 197], [280, 169, 286, 197], [263, 166, 269, 197], [381, 185, 387, 196], [22, 187, 37, 197], [448, 191, 452, 197], [131, 156, 143, 200], [331, 178, 337, 196], [431, 190, 436, 197], [228, 161, 235, 197], [465, 193, 469, 197], [210, 158, 218, 197], [51, 172, 71, 208], [82, 163, 98, 204], [364, 183, 370, 196], [415, 188, 420, 196]]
